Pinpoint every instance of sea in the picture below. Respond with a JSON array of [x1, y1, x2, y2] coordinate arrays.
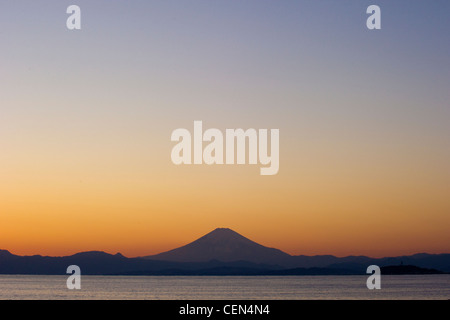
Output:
[[0, 275, 449, 300]]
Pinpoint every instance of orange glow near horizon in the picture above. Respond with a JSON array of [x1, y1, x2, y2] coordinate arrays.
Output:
[[2, 145, 449, 258], [1, 2, 450, 260]]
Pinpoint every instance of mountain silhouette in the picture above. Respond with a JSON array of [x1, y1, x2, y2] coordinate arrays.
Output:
[[145, 228, 291, 265], [1, 228, 449, 275], [144, 228, 450, 272]]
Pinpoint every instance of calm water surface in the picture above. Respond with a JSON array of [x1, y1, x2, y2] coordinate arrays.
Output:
[[0, 275, 449, 300]]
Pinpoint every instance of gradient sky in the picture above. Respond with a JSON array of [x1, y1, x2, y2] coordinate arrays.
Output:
[[1, 1, 449, 258]]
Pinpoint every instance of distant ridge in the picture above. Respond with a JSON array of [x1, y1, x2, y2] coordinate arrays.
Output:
[[0, 250, 16, 261], [145, 228, 291, 266], [1, 228, 449, 275]]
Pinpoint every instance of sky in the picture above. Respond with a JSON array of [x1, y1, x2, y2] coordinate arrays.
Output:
[[1, 0, 449, 258]]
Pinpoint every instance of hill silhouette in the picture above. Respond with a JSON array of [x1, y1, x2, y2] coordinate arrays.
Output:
[[380, 265, 444, 275]]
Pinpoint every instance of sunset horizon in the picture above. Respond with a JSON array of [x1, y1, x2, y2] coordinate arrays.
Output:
[[2, 225, 448, 259], [1, 1, 449, 284], [1, 1, 450, 305]]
